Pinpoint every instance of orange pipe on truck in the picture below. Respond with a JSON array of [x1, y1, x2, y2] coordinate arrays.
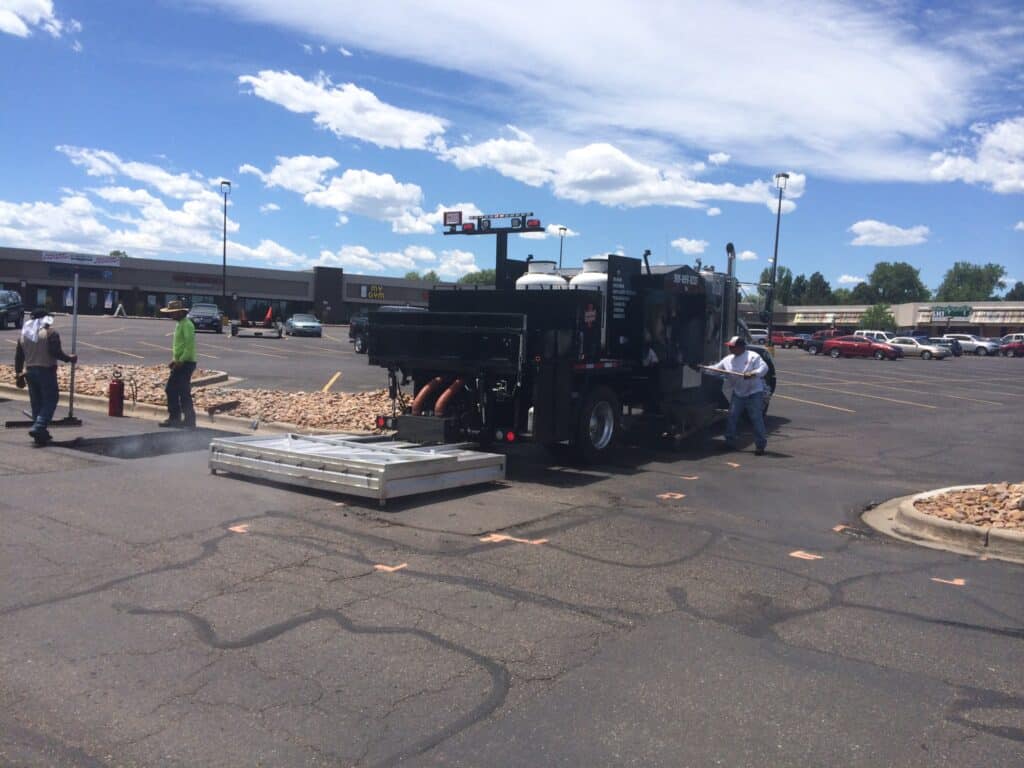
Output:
[[411, 377, 445, 415], [434, 378, 464, 416]]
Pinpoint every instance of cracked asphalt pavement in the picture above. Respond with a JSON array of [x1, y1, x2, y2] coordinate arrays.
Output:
[[0, 352, 1022, 766]]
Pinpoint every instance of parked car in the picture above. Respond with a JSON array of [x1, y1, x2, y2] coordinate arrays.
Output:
[[350, 305, 427, 353], [747, 327, 769, 343], [792, 333, 812, 349], [999, 333, 1024, 345], [804, 329, 844, 355], [1000, 340, 1024, 357], [186, 302, 224, 333], [284, 313, 323, 337], [854, 330, 894, 343], [889, 336, 950, 360], [822, 335, 899, 360], [770, 331, 801, 348], [927, 337, 962, 357], [0, 290, 25, 330], [941, 333, 1001, 356]]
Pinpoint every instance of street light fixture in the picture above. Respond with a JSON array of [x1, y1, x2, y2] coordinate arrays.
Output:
[[220, 180, 231, 311], [766, 172, 789, 349], [558, 226, 568, 270]]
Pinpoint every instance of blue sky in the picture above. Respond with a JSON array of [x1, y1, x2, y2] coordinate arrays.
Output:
[[1, 0, 1022, 293]]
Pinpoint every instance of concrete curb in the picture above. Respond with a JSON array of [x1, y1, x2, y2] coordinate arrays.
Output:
[[863, 486, 1024, 565]]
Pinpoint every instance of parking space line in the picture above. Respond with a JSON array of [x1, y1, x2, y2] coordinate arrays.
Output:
[[778, 366, 1020, 399], [199, 342, 288, 360], [93, 325, 128, 336], [784, 381, 937, 408], [775, 369, 1003, 406], [322, 371, 342, 392], [136, 340, 219, 361], [78, 340, 145, 359], [773, 393, 856, 413]]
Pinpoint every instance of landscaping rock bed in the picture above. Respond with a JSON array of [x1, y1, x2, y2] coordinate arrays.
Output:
[[1, 364, 391, 433], [913, 482, 1024, 530]]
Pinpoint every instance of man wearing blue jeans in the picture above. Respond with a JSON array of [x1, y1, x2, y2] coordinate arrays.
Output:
[[707, 336, 770, 455], [158, 299, 197, 428], [14, 309, 78, 445]]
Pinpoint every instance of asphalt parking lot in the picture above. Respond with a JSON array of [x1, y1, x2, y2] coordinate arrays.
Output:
[[1, 315, 384, 392], [1, 349, 1022, 767]]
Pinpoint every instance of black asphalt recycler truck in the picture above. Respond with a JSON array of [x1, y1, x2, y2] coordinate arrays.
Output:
[[367, 210, 773, 462]]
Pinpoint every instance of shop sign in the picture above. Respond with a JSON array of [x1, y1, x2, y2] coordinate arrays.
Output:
[[360, 284, 385, 300], [930, 305, 972, 321], [42, 251, 121, 267]]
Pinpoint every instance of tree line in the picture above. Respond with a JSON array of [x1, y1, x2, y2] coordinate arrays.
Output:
[[758, 261, 1023, 306], [405, 269, 496, 285]]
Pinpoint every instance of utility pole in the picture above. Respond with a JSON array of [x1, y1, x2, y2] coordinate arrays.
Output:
[[766, 172, 789, 349], [220, 180, 231, 311]]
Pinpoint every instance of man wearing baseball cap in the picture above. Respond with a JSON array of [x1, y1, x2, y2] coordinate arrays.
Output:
[[705, 335, 770, 455]]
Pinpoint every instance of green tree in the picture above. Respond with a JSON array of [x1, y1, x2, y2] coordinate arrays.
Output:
[[404, 270, 421, 281], [109, 250, 128, 259], [868, 261, 930, 303], [831, 287, 852, 304], [935, 262, 1007, 301], [1005, 281, 1024, 301], [858, 303, 897, 331], [850, 282, 879, 304], [789, 274, 808, 305], [758, 266, 793, 305], [457, 269, 496, 285], [422, 270, 440, 284], [805, 272, 833, 305]]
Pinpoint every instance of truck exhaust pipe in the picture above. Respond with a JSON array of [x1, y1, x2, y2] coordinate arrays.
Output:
[[434, 378, 465, 417], [726, 242, 736, 278], [411, 377, 446, 416]]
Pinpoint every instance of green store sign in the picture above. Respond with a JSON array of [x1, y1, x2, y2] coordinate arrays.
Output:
[[930, 305, 972, 320]]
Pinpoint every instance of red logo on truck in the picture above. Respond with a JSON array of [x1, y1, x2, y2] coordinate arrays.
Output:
[[583, 304, 597, 327]]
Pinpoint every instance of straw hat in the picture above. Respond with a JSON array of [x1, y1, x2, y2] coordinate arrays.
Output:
[[160, 299, 188, 314]]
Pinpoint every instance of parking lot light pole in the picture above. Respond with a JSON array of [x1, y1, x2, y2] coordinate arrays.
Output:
[[766, 172, 789, 350], [220, 180, 231, 311], [558, 226, 568, 270]]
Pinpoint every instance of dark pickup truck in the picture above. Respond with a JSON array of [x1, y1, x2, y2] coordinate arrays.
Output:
[[350, 306, 426, 353]]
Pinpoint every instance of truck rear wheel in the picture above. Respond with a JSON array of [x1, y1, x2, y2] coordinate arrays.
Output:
[[575, 386, 620, 463]]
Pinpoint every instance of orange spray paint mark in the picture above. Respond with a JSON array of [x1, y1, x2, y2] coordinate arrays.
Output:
[[228, 524, 250, 534], [657, 492, 687, 500], [479, 533, 548, 546], [726, 462, 741, 469], [789, 550, 823, 561], [374, 563, 408, 573], [931, 577, 965, 586]]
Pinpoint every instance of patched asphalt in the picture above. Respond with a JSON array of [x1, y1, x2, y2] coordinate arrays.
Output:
[[1, 349, 1022, 766]]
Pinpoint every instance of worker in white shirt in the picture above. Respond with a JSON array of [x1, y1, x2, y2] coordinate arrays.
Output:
[[704, 335, 770, 455]]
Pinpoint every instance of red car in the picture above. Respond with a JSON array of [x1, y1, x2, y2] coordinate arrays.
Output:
[[770, 331, 801, 348], [822, 335, 899, 360], [1000, 341, 1024, 357]]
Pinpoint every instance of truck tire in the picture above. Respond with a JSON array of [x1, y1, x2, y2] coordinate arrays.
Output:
[[354, 335, 366, 353], [807, 344, 819, 355], [575, 386, 620, 463]]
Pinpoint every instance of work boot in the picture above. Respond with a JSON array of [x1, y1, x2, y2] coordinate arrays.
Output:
[[158, 418, 182, 428], [754, 447, 766, 456], [31, 429, 52, 446]]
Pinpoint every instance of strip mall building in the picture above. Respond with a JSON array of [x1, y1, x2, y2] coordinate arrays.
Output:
[[1, 246, 1021, 334]]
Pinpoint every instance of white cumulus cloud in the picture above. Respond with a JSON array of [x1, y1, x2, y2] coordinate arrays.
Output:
[[930, 117, 1024, 194], [708, 152, 730, 165], [519, 223, 580, 240], [837, 274, 866, 285], [706, 207, 721, 216], [316, 244, 478, 278], [238, 70, 447, 150], [0, 0, 70, 37], [849, 219, 929, 246], [1015, 221, 1024, 231], [259, 202, 280, 214], [738, 250, 757, 261], [240, 155, 339, 195], [671, 237, 709, 255]]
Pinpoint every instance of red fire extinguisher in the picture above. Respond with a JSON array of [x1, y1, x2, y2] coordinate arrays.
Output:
[[108, 369, 125, 417]]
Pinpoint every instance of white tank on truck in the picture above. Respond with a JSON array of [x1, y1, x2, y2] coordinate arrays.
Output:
[[515, 260, 568, 290], [569, 256, 609, 292]]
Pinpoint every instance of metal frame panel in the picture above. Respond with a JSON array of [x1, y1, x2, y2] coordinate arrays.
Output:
[[208, 433, 505, 504]]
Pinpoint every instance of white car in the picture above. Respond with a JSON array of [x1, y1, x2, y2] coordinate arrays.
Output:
[[942, 333, 1000, 356], [747, 327, 769, 343], [854, 330, 894, 343], [889, 337, 950, 360], [1000, 333, 1024, 345]]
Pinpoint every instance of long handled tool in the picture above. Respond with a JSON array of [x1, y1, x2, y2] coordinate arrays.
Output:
[[52, 271, 83, 427], [699, 365, 750, 378]]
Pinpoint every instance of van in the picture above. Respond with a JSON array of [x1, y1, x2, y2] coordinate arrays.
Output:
[[854, 330, 893, 342]]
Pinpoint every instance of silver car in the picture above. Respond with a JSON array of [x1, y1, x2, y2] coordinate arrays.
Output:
[[889, 337, 950, 360], [942, 333, 1000, 356]]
